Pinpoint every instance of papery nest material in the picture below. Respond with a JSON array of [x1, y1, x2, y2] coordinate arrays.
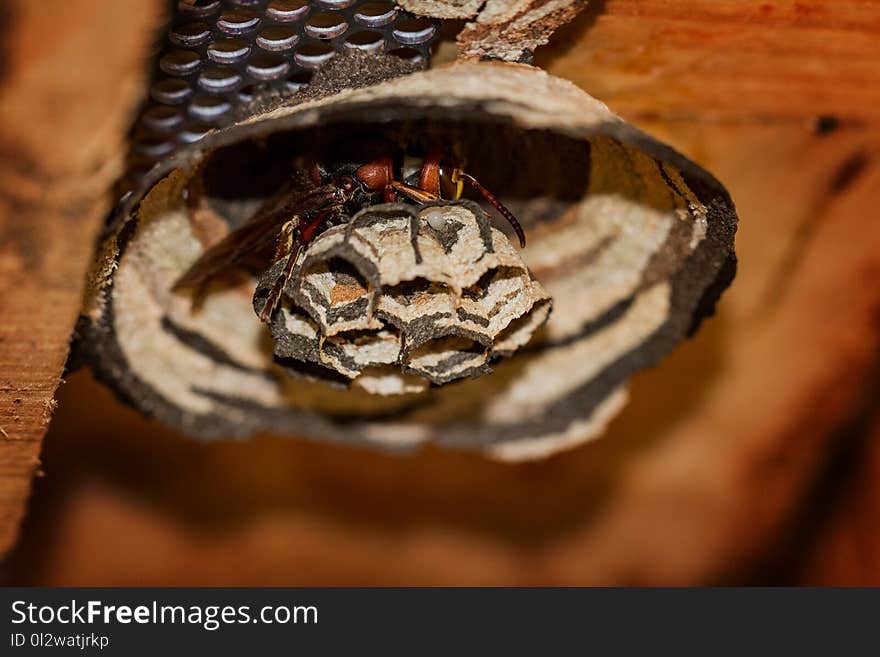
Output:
[[400, 0, 588, 62], [81, 60, 737, 461]]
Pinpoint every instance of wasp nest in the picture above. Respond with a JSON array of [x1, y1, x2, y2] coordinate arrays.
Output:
[[256, 202, 550, 394], [81, 60, 738, 460]]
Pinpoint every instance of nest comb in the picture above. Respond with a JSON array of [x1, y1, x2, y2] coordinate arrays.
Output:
[[257, 202, 551, 393], [128, 0, 440, 182]]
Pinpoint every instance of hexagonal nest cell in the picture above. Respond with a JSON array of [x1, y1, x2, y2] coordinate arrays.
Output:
[[129, 1, 440, 181], [256, 202, 551, 393]]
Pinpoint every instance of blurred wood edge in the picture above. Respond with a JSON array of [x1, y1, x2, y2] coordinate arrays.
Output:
[[0, 0, 164, 557], [789, 408, 880, 584]]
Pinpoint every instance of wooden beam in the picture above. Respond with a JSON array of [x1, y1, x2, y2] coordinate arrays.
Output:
[[537, 0, 880, 123], [0, 0, 163, 557]]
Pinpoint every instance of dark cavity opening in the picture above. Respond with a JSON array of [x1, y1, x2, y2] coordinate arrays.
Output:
[[194, 119, 592, 240]]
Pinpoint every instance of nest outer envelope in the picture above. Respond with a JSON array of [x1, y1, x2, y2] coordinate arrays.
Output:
[[401, 0, 588, 62], [81, 60, 737, 461]]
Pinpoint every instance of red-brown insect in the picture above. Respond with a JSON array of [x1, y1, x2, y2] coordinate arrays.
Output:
[[174, 149, 525, 322]]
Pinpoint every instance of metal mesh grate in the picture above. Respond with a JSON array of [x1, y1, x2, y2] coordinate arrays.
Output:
[[127, 0, 440, 181]]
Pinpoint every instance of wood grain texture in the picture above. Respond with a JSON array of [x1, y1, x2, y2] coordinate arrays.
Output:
[[536, 0, 880, 123], [0, 0, 162, 556]]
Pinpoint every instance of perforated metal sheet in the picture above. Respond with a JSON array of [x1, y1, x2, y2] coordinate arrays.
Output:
[[127, 0, 440, 181]]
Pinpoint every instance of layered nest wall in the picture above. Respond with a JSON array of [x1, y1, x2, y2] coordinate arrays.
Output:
[[81, 62, 737, 460]]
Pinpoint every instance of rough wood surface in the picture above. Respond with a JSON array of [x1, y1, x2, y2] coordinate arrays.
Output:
[[0, 0, 162, 557]]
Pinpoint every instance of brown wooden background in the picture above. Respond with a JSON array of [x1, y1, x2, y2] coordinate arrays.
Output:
[[1, 0, 879, 584]]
